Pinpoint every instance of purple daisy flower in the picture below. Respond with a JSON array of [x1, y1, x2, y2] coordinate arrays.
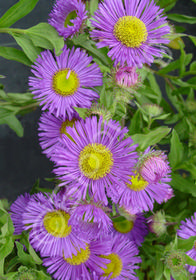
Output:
[[10, 193, 31, 235], [69, 200, 112, 237], [99, 233, 141, 279], [177, 213, 196, 274], [29, 47, 102, 119], [43, 238, 112, 280], [52, 116, 138, 205], [48, 0, 87, 39], [118, 170, 173, 214], [112, 212, 148, 246], [38, 111, 80, 158], [117, 148, 173, 213], [22, 192, 88, 258], [91, 0, 170, 68]]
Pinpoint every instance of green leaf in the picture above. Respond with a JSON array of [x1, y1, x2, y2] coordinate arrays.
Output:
[[27, 23, 64, 55], [0, 115, 24, 137], [185, 255, 196, 266], [178, 236, 196, 251], [0, 236, 14, 261], [7, 92, 34, 104], [0, 90, 6, 99], [73, 107, 88, 119], [167, 14, 196, 24], [171, 173, 196, 197], [89, 0, 98, 15], [0, 0, 39, 28], [190, 61, 196, 72], [147, 73, 162, 104], [131, 127, 171, 150], [0, 108, 15, 119], [0, 47, 31, 66], [189, 35, 196, 46], [156, 0, 177, 12], [169, 129, 184, 169], [129, 110, 143, 134], [12, 33, 42, 62], [16, 242, 36, 268], [72, 34, 111, 66]]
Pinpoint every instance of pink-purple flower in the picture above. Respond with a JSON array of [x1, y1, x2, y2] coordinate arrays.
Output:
[[29, 47, 102, 119], [91, 0, 170, 68], [49, 0, 87, 39], [177, 212, 196, 274], [52, 116, 138, 205]]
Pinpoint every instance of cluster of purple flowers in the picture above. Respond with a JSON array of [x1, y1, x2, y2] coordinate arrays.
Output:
[[9, 0, 185, 279]]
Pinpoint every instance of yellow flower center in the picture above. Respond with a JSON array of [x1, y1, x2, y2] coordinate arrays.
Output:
[[43, 210, 71, 238], [52, 69, 79, 96], [114, 16, 148, 48], [101, 253, 123, 279], [64, 10, 77, 28], [126, 173, 148, 191], [79, 143, 113, 180], [113, 218, 134, 234], [64, 245, 90, 265]]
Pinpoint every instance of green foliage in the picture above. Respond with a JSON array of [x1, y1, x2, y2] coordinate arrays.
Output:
[[0, 0, 196, 279], [0, 0, 39, 28]]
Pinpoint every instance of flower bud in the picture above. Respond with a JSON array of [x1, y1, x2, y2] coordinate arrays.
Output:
[[138, 149, 171, 184], [142, 104, 163, 117], [115, 66, 139, 88], [148, 211, 167, 236]]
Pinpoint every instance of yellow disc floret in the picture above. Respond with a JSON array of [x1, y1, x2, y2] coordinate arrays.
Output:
[[114, 16, 148, 48], [60, 118, 78, 135], [126, 173, 148, 191], [79, 143, 113, 180], [64, 245, 90, 265], [113, 218, 134, 234], [43, 210, 71, 238], [53, 69, 79, 96], [101, 253, 123, 279]]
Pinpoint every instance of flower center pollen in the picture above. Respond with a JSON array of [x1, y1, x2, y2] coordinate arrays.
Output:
[[43, 210, 71, 238], [53, 69, 79, 96], [101, 253, 123, 279], [79, 143, 113, 180], [113, 218, 134, 234], [60, 118, 78, 135], [64, 245, 90, 265], [126, 173, 148, 191], [114, 16, 148, 48]]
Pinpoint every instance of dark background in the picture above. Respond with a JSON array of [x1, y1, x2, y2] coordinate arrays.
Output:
[[0, 0, 195, 202]]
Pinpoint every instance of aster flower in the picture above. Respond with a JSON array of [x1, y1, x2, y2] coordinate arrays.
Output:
[[48, 0, 87, 39], [29, 47, 102, 119], [69, 200, 112, 237], [22, 192, 88, 258], [115, 66, 139, 88], [91, 0, 170, 67], [52, 116, 138, 205], [38, 111, 80, 157], [118, 171, 173, 213], [43, 238, 111, 280], [177, 213, 196, 274], [112, 212, 148, 246], [117, 148, 173, 213], [99, 233, 141, 279], [10, 193, 31, 235]]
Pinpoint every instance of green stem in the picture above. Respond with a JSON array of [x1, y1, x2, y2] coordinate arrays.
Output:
[[0, 27, 26, 34]]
